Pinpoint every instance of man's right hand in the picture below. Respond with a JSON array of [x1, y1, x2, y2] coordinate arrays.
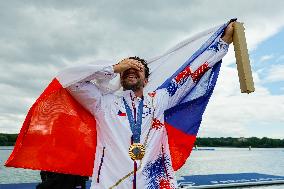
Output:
[[113, 58, 144, 73]]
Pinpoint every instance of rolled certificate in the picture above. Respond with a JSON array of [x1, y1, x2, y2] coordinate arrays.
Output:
[[233, 22, 255, 93]]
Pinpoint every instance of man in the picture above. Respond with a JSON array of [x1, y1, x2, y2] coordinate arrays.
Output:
[[57, 22, 234, 189]]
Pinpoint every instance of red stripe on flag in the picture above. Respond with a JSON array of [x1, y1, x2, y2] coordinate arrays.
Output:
[[165, 122, 196, 171], [5, 78, 97, 176], [174, 66, 192, 83], [191, 62, 210, 82]]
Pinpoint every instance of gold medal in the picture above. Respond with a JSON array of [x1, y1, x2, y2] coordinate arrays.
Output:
[[128, 143, 145, 160]]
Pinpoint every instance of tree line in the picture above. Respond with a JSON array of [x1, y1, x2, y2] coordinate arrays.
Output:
[[0, 133, 18, 146], [195, 137, 284, 148], [1, 133, 284, 147]]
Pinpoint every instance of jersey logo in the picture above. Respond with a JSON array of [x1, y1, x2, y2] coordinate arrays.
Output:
[[117, 110, 126, 116]]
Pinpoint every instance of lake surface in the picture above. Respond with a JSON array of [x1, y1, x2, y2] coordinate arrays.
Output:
[[1, 147, 284, 188]]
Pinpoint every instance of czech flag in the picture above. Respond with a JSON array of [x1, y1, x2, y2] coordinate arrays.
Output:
[[5, 21, 231, 176]]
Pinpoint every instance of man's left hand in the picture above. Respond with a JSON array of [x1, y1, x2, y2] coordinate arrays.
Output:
[[222, 22, 234, 44]]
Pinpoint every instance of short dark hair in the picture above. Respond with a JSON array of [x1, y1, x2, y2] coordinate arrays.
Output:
[[128, 56, 150, 79]]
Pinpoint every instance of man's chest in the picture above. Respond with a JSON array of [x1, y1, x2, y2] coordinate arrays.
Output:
[[97, 94, 167, 133]]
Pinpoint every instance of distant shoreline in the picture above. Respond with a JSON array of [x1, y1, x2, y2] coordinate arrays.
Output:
[[1, 133, 284, 148], [195, 137, 284, 148]]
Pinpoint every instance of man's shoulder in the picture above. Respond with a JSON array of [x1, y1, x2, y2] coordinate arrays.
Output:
[[147, 88, 167, 98], [145, 89, 169, 110], [146, 89, 169, 104]]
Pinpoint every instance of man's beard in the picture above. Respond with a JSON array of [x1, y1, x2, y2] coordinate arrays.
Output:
[[121, 68, 145, 91], [121, 79, 143, 92]]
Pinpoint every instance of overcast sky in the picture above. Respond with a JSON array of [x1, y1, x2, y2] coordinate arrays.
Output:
[[0, 0, 283, 138]]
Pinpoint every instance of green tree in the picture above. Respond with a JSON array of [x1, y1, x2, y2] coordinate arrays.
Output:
[[0, 135, 8, 146]]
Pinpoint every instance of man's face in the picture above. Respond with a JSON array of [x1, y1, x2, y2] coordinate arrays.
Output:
[[120, 65, 148, 91]]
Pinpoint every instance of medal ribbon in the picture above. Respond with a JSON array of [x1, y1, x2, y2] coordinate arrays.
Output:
[[123, 97, 144, 143], [123, 96, 144, 189]]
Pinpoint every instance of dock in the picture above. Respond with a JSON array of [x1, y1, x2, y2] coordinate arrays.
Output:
[[1, 173, 284, 188], [178, 173, 284, 188]]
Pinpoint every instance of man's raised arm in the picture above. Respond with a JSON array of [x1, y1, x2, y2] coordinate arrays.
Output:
[[57, 62, 117, 114], [163, 23, 234, 109]]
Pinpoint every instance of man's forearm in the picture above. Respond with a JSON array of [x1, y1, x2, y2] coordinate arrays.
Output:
[[57, 63, 116, 88]]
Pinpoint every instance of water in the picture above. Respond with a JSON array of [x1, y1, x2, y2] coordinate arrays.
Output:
[[0, 146, 41, 184], [176, 148, 284, 189], [1, 147, 284, 188]]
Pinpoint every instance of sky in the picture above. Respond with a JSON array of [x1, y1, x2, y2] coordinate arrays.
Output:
[[0, 0, 283, 138]]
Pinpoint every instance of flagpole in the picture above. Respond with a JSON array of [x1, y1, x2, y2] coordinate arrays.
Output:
[[233, 22, 255, 94]]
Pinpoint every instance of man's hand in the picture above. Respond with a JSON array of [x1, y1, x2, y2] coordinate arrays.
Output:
[[221, 22, 235, 44], [113, 58, 144, 73]]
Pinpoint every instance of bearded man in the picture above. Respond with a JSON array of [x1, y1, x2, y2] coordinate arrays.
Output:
[[56, 22, 235, 189]]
